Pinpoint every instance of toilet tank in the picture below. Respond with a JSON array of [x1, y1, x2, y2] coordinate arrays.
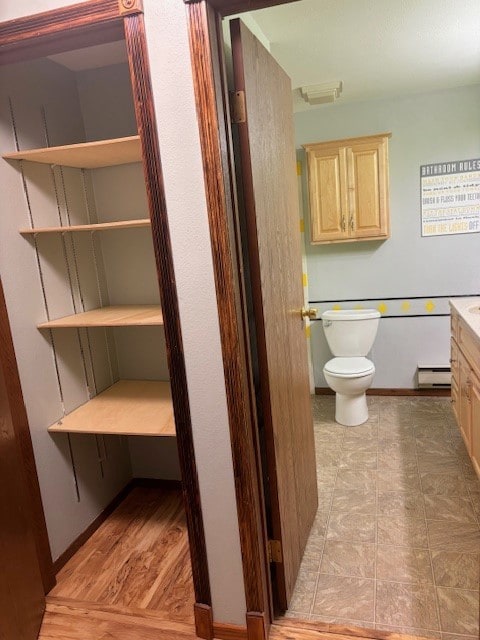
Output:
[[322, 309, 380, 356]]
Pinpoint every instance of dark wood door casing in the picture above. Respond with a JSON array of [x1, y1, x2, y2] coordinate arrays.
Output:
[[185, 1, 272, 635], [122, 8, 212, 613], [0, 277, 47, 640], [0, 2, 212, 635], [184, 0, 303, 637], [184, 0, 299, 18], [0, 279, 54, 594]]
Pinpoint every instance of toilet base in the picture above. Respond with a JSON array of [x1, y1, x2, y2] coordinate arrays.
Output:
[[335, 392, 369, 427]]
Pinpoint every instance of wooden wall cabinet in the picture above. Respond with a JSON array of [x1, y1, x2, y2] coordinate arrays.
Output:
[[304, 133, 391, 244], [450, 307, 480, 477]]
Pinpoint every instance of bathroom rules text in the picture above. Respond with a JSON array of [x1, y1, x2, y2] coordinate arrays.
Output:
[[420, 158, 480, 237]]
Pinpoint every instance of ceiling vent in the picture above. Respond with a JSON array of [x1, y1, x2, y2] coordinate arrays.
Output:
[[300, 81, 343, 105]]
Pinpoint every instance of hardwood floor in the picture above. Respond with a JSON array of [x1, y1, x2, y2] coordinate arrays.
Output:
[[48, 485, 195, 623], [39, 601, 198, 640]]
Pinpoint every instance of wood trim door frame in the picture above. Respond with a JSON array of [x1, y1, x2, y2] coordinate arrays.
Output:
[[184, 1, 300, 638], [0, 2, 212, 637], [0, 278, 55, 594], [185, 5, 459, 640]]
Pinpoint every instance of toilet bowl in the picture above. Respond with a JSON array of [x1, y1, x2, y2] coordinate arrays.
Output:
[[322, 309, 380, 427], [323, 357, 375, 426]]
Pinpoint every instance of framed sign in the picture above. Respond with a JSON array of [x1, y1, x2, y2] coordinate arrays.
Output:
[[420, 158, 480, 237]]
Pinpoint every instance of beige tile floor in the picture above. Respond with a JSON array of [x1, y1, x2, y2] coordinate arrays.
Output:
[[283, 395, 480, 639]]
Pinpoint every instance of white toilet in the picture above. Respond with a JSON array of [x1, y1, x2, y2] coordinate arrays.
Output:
[[322, 309, 381, 427]]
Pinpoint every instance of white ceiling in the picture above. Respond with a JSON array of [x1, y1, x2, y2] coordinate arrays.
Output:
[[244, 0, 480, 110], [48, 40, 127, 72]]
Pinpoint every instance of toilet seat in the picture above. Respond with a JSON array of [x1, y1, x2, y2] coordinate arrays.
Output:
[[324, 357, 374, 378]]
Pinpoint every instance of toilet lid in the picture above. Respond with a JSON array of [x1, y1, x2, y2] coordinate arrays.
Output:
[[324, 357, 374, 377]]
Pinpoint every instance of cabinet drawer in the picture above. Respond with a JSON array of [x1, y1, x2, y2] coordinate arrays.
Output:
[[458, 321, 480, 380]]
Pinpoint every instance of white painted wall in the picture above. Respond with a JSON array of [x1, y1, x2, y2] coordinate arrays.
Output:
[[0, 58, 132, 561], [143, 0, 246, 623], [295, 85, 480, 387], [0, 0, 247, 625], [75, 62, 180, 479]]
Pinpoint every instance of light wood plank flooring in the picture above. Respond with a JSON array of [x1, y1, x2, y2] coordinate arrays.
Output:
[[47, 485, 195, 624], [39, 601, 198, 640]]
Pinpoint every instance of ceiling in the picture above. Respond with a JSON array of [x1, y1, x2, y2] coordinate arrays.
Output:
[[47, 1, 480, 112], [241, 0, 480, 111], [48, 40, 127, 72]]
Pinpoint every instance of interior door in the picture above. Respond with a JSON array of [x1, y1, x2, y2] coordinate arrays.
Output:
[[0, 280, 45, 640], [230, 18, 318, 610]]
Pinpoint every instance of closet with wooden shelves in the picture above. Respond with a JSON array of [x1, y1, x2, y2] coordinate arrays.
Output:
[[0, 11, 202, 631], [2, 69, 173, 440]]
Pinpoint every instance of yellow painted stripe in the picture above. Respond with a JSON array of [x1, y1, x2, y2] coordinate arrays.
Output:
[[302, 272, 308, 287], [296, 161, 302, 176]]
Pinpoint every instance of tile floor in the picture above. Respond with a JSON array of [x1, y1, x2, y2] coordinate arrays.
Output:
[[283, 395, 480, 639]]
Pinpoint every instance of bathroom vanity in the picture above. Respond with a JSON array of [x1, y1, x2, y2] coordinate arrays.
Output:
[[450, 298, 480, 478]]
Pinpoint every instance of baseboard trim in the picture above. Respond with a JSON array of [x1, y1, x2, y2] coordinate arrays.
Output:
[[52, 478, 183, 575], [52, 480, 134, 575], [315, 387, 450, 397], [213, 622, 248, 640], [246, 612, 268, 640], [195, 603, 214, 639]]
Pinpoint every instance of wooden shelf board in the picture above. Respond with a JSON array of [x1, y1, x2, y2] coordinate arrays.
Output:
[[20, 219, 151, 235], [48, 380, 175, 436], [3, 135, 141, 168], [38, 305, 163, 329]]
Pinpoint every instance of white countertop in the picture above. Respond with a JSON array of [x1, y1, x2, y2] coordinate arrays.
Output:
[[450, 297, 480, 339]]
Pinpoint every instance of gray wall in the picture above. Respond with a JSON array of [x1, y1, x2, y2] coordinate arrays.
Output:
[[76, 62, 180, 480], [0, 58, 132, 561], [143, 0, 246, 622], [295, 84, 480, 387]]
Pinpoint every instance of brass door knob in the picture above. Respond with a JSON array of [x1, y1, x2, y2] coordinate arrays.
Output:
[[301, 307, 317, 320]]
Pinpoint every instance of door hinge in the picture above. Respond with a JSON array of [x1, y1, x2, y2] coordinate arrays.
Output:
[[268, 539, 283, 563], [230, 90, 246, 124]]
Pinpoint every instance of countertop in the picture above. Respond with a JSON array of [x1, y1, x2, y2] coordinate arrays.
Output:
[[450, 297, 480, 339]]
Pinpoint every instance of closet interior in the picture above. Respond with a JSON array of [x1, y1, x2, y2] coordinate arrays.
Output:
[[0, 33, 193, 621]]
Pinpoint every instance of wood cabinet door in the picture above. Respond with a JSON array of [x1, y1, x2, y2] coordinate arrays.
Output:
[[470, 375, 480, 476], [347, 139, 389, 239], [231, 18, 318, 610], [458, 351, 472, 452], [306, 145, 349, 243]]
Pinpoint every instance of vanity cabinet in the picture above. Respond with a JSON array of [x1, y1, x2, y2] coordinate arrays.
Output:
[[450, 305, 480, 477], [304, 133, 391, 244]]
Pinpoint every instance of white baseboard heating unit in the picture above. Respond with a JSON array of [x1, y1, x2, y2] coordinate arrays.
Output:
[[417, 364, 451, 388]]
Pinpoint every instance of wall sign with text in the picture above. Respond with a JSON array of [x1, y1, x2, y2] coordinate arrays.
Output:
[[420, 158, 480, 236]]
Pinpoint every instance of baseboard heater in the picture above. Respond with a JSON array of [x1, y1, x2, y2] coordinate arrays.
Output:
[[417, 364, 451, 388]]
